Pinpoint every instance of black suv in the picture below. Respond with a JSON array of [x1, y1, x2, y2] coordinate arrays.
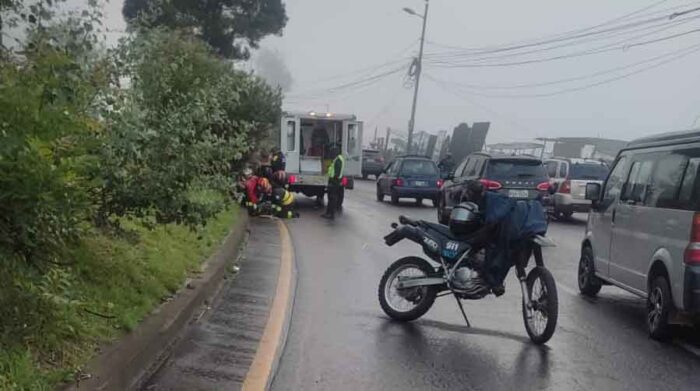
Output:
[[376, 156, 442, 206], [437, 153, 550, 224]]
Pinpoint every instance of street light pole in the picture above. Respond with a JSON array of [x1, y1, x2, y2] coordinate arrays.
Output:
[[406, 0, 429, 154]]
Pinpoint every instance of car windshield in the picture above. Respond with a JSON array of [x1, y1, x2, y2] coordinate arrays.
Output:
[[400, 160, 438, 176], [569, 163, 609, 180], [487, 160, 546, 179]]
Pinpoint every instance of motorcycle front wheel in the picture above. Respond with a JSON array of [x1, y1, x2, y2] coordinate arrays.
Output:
[[522, 266, 559, 344], [378, 257, 438, 322]]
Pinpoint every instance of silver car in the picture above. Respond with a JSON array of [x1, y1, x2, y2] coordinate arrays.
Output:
[[581, 129, 700, 339], [550, 162, 609, 219]]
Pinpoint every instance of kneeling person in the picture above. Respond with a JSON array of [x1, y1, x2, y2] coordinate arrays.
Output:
[[271, 187, 298, 219]]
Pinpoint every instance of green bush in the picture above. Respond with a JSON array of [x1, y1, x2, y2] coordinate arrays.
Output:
[[97, 28, 281, 227], [0, 34, 105, 265]]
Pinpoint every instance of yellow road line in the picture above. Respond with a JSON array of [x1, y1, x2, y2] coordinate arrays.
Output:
[[243, 220, 294, 391]]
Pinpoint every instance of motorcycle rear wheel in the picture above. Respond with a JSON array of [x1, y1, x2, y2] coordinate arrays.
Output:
[[522, 266, 558, 344], [378, 257, 438, 322]]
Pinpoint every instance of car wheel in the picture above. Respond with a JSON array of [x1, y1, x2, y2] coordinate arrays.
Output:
[[391, 192, 400, 205], [376, 185, 384, 202], [578, 247, 602, 297], [647, 275, 673, 340]]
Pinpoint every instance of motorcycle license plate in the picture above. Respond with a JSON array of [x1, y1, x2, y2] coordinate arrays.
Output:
[[508, 189, 529, 198], [414, 181, 428, 187]]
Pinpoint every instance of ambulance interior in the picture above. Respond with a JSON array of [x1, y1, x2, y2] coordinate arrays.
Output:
[[299, 118, 343, 174]]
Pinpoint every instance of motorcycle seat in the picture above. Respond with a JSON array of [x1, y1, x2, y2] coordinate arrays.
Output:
[[423, 222, 465, 242]]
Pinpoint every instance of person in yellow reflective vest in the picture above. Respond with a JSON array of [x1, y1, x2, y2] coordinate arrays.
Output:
[[271, 187, 298, 219], [321, 147, 345, 220]]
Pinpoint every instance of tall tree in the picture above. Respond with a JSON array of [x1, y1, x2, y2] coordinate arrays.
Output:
[[122, 0, 288, 60]]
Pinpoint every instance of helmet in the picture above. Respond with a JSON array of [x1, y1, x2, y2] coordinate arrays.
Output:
[[257, 177, 272, 194], [272, 170, 287, 186], [242, 168, 253, 178], [449, 202, 482, 236], [272, 187, 286, 203]]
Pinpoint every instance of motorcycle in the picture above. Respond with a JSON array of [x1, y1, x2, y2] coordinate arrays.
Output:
[[378, 215, 559, 344]]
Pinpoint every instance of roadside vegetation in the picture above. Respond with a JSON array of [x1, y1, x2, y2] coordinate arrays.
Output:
[[0, 0, 287, 388]]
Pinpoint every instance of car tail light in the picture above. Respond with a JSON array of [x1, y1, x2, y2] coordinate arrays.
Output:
[[684, 213, 700, 265], [288, 175, 297, 185], [537, 181, 551, 192], [437, 179, 444, 188], [392, 178, 405, 187], [479, 179, 502, 191], [341, 176, 348, 187], [558, 180, 571, 194]]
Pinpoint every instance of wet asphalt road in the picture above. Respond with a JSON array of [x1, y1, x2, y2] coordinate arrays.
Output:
[[272, 180, 700, 391]]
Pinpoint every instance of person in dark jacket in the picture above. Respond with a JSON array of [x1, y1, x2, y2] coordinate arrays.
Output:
[[462, 180, 547, 296], [438, 153, 455, 177], [321, 147, 345, 220], [271, 147, 286, 173]]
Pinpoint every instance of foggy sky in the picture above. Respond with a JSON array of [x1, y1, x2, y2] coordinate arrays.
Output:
[[100, 0, 700, 145]]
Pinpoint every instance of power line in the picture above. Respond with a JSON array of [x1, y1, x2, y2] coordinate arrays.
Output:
[[425, 1, 697, 57], [285, 64, 407, 100], [425, 42, 700, 98], [423, 4, 700, 65], [426, 24, 700, 68], [290, 39, 418, 88], [438, 42, 700, 91], [426, 13, 700, 65]]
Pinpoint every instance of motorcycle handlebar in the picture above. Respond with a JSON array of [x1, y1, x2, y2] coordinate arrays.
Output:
[[399, 215, 418, 226]]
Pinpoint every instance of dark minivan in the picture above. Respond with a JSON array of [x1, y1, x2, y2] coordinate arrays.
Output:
[[437, 153, 550, 224], [376, 156, 442, 206]]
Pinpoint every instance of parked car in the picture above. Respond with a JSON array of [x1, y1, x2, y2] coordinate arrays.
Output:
[[362, 149, 385, 179], [547, 160, 609, 219], [437, 153, 550, 224], [581, 129, 700, 339], [376, 156, 442, 206]]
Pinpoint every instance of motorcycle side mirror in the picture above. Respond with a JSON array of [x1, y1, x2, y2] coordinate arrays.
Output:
[[391, 222, 398, 229]]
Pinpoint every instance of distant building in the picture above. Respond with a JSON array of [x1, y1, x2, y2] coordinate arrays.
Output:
[[449, 122, 490, 162], [549, 137, 627, 162]]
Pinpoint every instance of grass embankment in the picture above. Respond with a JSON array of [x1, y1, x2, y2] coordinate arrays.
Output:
[[0, 207, 238, 390]]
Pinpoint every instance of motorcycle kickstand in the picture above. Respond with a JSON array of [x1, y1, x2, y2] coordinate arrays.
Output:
[[452, 293, 471, 328]]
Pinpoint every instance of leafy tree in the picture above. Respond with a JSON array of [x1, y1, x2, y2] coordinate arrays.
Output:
[[98, 28, 281, 227], [122, 0, 288, 59]]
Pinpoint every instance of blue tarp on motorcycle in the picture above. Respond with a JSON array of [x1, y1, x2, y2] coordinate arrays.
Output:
[[482, 192, 548, 285]]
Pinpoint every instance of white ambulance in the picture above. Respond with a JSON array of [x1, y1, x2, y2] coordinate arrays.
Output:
[[280, 111, 363, 203]]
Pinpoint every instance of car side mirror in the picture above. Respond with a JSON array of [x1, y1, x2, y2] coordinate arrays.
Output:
[[585, 183, 602, 202]]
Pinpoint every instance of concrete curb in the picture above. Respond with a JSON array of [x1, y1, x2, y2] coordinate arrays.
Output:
[[241, 219, 298, 391], [65, 210, 249, 391], [266, 221, 298, 390]]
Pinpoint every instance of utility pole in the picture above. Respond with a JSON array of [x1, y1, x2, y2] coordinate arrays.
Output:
[[404, 0, 430, 155], [385, 127, 392, 152]]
